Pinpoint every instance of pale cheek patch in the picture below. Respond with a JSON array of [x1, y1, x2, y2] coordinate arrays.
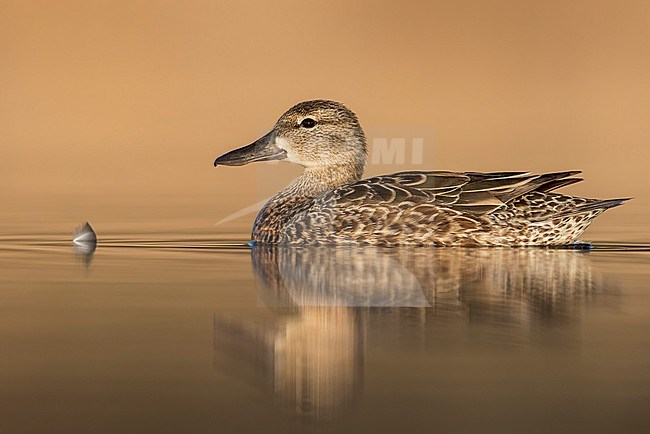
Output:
[[275, 137, 302, 164]]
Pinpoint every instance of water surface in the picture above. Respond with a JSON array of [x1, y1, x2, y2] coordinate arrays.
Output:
[[1, 228, 649, 433]]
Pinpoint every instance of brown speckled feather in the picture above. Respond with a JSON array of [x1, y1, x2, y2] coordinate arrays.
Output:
[[263, 170, 627, 246]]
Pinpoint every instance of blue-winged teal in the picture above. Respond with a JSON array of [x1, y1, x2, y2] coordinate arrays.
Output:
[[214, 100, 627, 246]]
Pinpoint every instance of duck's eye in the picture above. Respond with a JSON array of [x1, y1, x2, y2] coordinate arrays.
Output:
[[300, 118, 317, 128]]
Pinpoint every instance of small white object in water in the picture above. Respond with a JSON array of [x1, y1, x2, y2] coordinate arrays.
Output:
[[73, 222, 97, 244]]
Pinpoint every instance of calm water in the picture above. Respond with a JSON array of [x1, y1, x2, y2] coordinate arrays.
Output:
[[1, 224, 650, 433]]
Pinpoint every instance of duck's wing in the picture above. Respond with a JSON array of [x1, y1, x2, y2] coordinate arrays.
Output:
[[324, 170, 583, 215]]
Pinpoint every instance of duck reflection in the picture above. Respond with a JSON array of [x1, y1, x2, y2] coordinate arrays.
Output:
[[213, 246, 612, 422], [214, 306, 364, 422]]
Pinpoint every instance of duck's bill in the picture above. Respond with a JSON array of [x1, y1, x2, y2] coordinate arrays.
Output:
[[214, 131, 287, 167]]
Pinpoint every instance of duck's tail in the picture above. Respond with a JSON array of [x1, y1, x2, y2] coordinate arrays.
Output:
[[520, 196, 630, 246], [552, 197, 631, 219]]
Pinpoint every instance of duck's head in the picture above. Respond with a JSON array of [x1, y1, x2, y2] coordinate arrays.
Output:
[[214, 100, 367, 175]]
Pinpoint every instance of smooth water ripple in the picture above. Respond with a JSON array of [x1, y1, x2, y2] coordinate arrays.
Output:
[[1, 234, 649, 433]]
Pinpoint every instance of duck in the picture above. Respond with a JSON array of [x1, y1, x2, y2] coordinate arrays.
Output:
[[214, 100, 627, 246]]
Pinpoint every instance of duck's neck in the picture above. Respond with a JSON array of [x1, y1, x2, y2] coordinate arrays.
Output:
[[294, 163, 363, 196], [252, 163, 363, 243]]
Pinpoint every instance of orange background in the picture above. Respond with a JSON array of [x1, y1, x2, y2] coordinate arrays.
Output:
[[2, 0, 649, 235]]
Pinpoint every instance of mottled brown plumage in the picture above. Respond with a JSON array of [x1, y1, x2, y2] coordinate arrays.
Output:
[[214, 100, 627, 246]]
